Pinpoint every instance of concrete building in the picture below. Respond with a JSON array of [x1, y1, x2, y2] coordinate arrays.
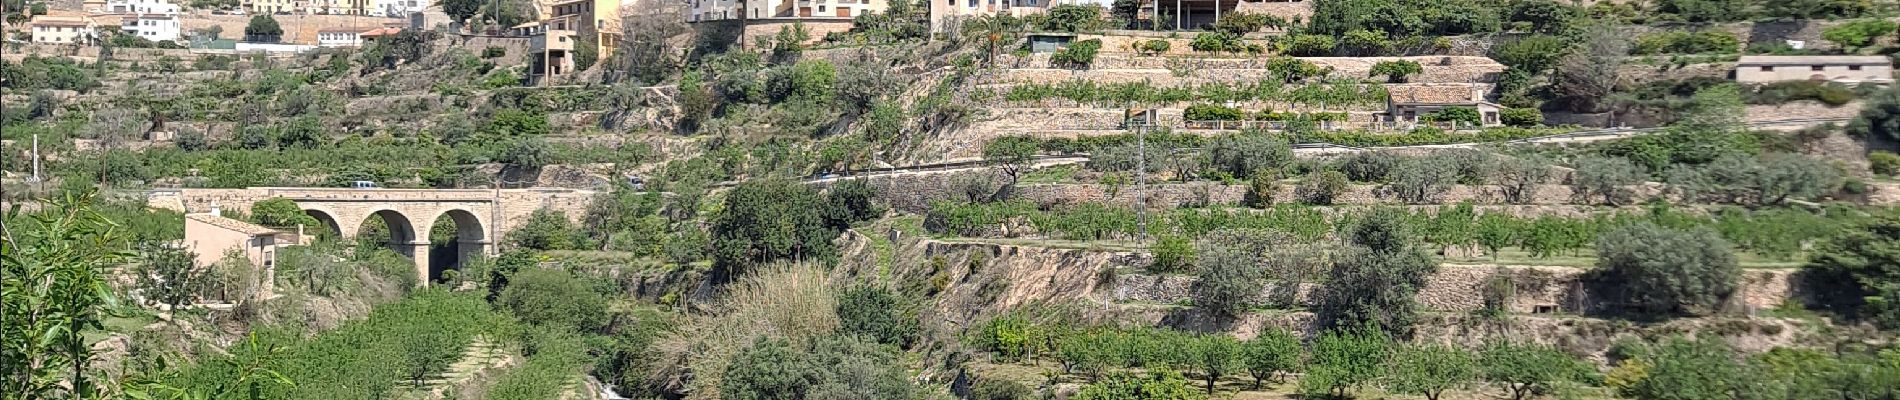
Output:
[[1734, 55, 1894, 84], [105, 0, 181, 15], [30, 16, 99, 44], [1384, 84, 1501, 127], [245, 0, 298, 14], [184, 212, 283, 279], [121, 13, 182, 42], [370, 0, 426, 17], [317, 26, 376, 46], [692, 0, 888, 21], [543, 0, 622, 57]]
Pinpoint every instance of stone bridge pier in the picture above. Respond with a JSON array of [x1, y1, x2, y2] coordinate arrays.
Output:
[[155, 187, 595, 286]]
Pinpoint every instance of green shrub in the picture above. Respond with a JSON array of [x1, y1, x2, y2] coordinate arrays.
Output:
[[1136, 39, 1172, 55], [1745, 81, 1858, 106], [1279, 34, 1336, 56], [1149, 235, 1196, 273], [1052, 39, 1103, 68], [1595, 223, 1739, 316], [1421, 107, 1483, 126], [970, 378, 1033, 400], [836, 285, 918, 347], [1821, 19, 1897, 51], [1871, 151, 1900, 175], [1630, 30, 1739, 55], [1369, 60, 1423, 83], [482, 46, 506, 58], [1183, 104, 1245, 121], [1190, 31, 1243, 53], [496, 268, 607, 332], [1500, 108, 1542, 127]]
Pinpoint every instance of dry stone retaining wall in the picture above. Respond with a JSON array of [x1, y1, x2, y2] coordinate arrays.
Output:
[[1113, 265, 1801, 314]]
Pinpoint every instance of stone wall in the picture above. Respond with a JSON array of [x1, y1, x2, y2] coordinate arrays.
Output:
[[989, 55, 1504, 85], [690, 19, 857, 51], [1232, 0, 1314, 23], [1113, 264, 1802, 314], [1014, 182, 1665, 208], [1744, 100, 1864, 122]]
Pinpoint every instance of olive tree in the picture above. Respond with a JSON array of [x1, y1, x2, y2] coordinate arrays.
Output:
[[1570, 155, 1646, 205], [1388, 155, 1457, 204], [1318, 211, 1436, 335], [1803, 211, 1900, 328], [1596, 223, 1740, 316], [1493, 156, 1552, 204], [1190, 229, 1275, 320]]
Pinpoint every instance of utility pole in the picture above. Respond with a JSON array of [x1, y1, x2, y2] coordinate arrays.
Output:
[[31, 134, 41, 183], [1135, 117, 1147, 244]]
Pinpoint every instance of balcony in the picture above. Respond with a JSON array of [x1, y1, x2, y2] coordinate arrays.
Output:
[[530, 29, 576, 53]]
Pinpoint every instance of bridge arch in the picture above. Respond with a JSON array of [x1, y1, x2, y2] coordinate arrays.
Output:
[[356, 209, 421, 253], [425, 209, 490, 282], [301, 208, 344, 241]]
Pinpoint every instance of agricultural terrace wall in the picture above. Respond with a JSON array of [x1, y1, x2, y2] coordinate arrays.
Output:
[[1232, 0, 1315, 22], [443, 35, 535, 64], [839, 233, 1810, 358], [690, 18, 856, 51], [1113, 265, 1800, 314], [990, 56, 1504, 85], [1012, 182, 1669, 208]]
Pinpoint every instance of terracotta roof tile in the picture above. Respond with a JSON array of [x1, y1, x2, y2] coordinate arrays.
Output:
[[1387, 84, 1480, 105], [188, 214, 280, 236]]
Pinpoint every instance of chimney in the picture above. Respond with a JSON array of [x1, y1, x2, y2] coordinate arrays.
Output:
[[209, 201, 221, 217]]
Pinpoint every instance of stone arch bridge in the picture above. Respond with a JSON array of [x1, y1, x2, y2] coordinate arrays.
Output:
[[150, 187, 596, 284]]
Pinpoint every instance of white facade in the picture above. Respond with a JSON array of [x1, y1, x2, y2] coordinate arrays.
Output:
[[105, 0, 181, 15], [122, 14, 183, 42], [370, 0, 426, 17], [30, 16, 98, 44], [318, 29, 367, 46], [689, 0, 887, 21]]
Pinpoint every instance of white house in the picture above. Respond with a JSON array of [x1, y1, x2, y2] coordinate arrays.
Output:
[[317, 26, 376, 46], [30, 16, 98, 44], [105, 0, 181, 15], [121, 13, 182, 42], [370, 0, 426, 17]]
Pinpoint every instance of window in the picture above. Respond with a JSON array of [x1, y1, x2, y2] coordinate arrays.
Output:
[[817, 5, 824, 11], [1812, 65, 1825, 71], [1760, 66, 1772, 72], [1850, 65, 1863, 71]]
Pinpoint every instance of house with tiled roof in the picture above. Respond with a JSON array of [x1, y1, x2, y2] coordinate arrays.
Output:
[[185, 211, 282, 270], [1384, 84, 1501, 127], [30, 15, 99, 44]]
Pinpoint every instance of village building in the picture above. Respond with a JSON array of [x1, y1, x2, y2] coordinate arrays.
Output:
[[30, 15, 99, 44], [245, 0, 297, 14], [121, 13, 182, 42], [183, 212, 282, 288], [318, 26, 373, 46], [369, 0, 427, 17], [104, 0, 181, 14], [1383, 84, 1501, 127], [1734, 55, 1894, 84], [692, 0, 889, 21]]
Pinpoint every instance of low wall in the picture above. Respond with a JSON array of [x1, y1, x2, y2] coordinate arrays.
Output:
[[1113, 265, 1800, 314], [1013, 182, 1664, 208]]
